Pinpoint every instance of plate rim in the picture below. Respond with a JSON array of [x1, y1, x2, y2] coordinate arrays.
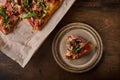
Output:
[[52, 22, 103, 73]]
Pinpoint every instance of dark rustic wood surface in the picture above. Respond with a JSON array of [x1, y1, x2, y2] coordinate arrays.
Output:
[[0, 0, 120, 80]]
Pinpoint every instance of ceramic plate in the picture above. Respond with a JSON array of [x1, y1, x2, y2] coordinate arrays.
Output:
[[52, 22, 103, 73]]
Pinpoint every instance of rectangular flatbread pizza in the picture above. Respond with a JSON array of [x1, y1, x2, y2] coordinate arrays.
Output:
[[0, 0, 63, 34], [0, 0, 23, 34]]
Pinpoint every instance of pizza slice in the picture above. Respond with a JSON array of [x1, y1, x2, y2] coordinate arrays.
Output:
[[65, 35, 94, 59], [21, 0, 63, 30], [0, 0, 63, 34], [0, 0, 23, 34]]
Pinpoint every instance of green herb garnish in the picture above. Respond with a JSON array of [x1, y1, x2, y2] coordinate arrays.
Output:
[[0, 8, 7, 18], [0, 8, 10, 29], [41, 5, 49, 18], [22, 0, 32, 12], [74, 46, 83, 54], [22, 0, 49, 19], [21, 12, 38, 18]]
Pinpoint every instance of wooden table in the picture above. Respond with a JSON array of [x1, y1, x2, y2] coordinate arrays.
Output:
[[0, 0, 120, 80]]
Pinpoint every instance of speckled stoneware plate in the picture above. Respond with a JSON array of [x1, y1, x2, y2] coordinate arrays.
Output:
[[52, 22, 103, 73]]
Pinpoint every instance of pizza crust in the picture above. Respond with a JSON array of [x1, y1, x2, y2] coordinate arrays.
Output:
[[32, 0, 63, 30], [0, 0, 63, 34]]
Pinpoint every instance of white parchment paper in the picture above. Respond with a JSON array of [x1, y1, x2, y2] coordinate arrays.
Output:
[[0, 0, 75, 67]]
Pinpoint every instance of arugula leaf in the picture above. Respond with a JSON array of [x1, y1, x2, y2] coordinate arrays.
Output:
[[3, 17, 10, 29], [21, 12, 38, 18], [5, 20, 10, 29], [0, 8, 7, 18], [0, 8, 10, 28], [23, 0, 29, 5], [41, 5, 49, 18], [74, 46, 83, 54], [23, 0, 32, 12], [39, 1, 45, 7]]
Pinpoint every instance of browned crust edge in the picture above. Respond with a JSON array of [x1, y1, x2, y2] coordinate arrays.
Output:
[[0, 0, 64, 34], [32, 0, 64, 30]]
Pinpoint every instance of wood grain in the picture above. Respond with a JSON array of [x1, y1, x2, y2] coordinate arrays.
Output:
[[0, 0, 120, 80]]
